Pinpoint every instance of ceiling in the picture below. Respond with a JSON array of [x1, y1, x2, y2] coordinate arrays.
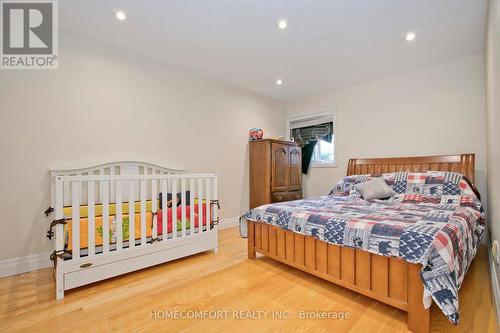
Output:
[[60, 0, 487, 102]]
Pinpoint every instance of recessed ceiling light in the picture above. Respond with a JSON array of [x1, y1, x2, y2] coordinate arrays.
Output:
[[116, 11, 127, 21], [405, 32, 416, 41], [276, 79, 283, 86], [278, 20, 287, 29]]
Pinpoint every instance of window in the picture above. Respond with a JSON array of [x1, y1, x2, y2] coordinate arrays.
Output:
[[313, 139, 335, 163], [288, 110, 336, 168]]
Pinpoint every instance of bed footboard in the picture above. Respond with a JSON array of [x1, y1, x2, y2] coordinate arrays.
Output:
[[247, 220, 430, 333]]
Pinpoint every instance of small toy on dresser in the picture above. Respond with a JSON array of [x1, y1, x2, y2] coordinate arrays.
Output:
[[248, 128, 263, 141]]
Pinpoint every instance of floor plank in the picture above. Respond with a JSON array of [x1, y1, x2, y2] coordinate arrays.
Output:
[[0, 227, 496, 332]]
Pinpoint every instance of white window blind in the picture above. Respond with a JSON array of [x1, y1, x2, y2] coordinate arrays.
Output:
[[289, 113, 333, 129]]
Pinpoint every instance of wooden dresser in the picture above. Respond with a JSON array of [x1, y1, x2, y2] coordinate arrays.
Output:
[[249, 139, 302, 209]]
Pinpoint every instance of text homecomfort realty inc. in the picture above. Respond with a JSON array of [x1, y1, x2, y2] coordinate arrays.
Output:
[[150, 309, 352, 321]]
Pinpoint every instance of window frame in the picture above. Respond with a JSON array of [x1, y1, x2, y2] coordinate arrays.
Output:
[[287, 109, 338, 168]]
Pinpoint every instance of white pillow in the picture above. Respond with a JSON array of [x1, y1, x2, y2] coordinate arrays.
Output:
[[355, 178, 395, 200]]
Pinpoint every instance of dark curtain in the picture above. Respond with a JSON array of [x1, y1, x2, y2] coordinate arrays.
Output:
[[291, 122, 333, 174], [301, 142, 316, 174]]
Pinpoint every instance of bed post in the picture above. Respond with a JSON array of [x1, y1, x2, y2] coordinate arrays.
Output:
[[407, 263, 430, 333], [54, 176, 65, 300], [247, 220, 256, 259], [212, 175, 219, 254]]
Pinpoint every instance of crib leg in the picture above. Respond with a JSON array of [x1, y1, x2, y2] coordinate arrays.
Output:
[[212, 247, 218, 254], [55, 259, 64, 300]]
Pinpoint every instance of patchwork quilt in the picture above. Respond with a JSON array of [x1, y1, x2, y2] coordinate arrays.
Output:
[[240, 171, 485, 325]]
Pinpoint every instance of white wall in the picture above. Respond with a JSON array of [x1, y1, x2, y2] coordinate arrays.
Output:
[[0, 34, 286, 261], [0, 34, 489, 264], [486, 0, 500, 253], [287, 55, 487, 202]]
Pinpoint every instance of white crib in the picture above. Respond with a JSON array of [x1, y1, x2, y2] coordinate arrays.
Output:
[[46, 161, 218, 299]]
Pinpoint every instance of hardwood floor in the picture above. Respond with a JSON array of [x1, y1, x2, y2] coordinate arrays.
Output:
[[0, 227, 497, 332]]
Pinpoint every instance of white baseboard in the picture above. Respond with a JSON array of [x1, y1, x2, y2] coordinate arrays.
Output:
[[0, 251, 52, 278], [488, 240, 500, 325], [0, 218, 240, 279], [218, 216, 239, 230]]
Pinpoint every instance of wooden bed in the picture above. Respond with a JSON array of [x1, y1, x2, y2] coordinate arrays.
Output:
[[247, 153, 475, 333]]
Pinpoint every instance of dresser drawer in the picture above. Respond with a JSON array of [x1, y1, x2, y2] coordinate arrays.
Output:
[[271, 191, 302, 203]]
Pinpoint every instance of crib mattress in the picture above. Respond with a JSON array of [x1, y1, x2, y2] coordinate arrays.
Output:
[[64, 199, 210, 251]]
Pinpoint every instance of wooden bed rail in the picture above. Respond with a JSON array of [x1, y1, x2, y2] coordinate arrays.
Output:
[[247, 221, 430, 333]]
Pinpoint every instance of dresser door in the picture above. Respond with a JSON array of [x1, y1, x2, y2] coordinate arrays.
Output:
[[288, 145, 302, 191], [271, 143, 289, 192]]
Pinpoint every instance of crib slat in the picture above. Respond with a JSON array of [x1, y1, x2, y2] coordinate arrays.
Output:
[[152, 179, 158, 241], [71, 181, 81, 259], [212, 176, 218, 230], [189, 179, 195, 236], [161, 179, 167, 241], [172, 179, 178, 238], [55, 178, 64, 252], [101, 180, 110, 254], [116, 181, 123, 251], [181, 179, 186, 237], [140, 179, 147, 246], [128, 180, 135, 249], [98, 168, 104, 202], [197, 178, 203, 234], [205, 178, 211, 232], [88, 181, 96, 256], [110, 166, 115, 203]]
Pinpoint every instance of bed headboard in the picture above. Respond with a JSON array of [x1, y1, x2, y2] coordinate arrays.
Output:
[[50, 161, 187, 207], [346, 153, 475, 183]]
